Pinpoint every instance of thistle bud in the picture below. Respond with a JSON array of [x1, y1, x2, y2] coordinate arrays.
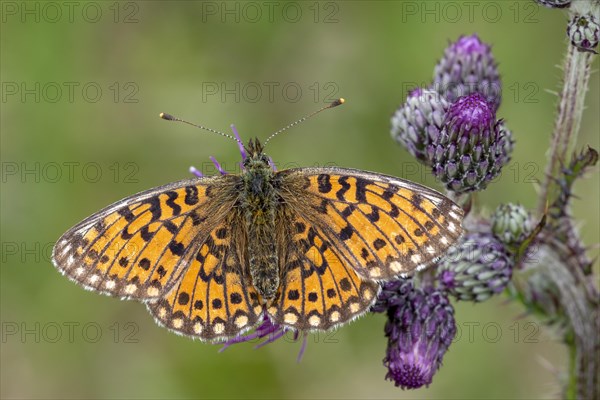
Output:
[[391, 89, 450, 163], [427, 93, 514, 193], [374, 280, 456, 389], [491, 203, 534, 246], [567, 13, 599, 53], [433, 34, 501, 111], [437, 232, 514, 302]]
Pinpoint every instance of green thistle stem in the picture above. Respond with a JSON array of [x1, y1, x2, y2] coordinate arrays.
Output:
[[538, 45, 593, 215], [531, 3, 599, 399]]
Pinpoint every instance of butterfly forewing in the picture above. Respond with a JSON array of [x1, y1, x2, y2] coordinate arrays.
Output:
[[278, 167, 464, 281], [52, 176, 239, 300]]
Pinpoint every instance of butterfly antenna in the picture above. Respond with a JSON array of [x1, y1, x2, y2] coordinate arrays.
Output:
[[159, 112, 244, 147], [263, 98, 345, 147]]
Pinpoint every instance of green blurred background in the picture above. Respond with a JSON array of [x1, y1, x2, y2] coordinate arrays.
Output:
[[1, 1, 598, 399]]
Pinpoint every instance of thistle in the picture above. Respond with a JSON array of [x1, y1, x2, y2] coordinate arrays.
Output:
[[567, 13, 599, 53], [491, 203, 535, 247], [433, 34, 501, 111], [390, 88, 450, 163], [373, 280, 456, 389], [427, 93, 514, 193], [437, 232, 514, 302]]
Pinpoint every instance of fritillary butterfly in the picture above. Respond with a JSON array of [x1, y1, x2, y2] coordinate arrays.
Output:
[[52, 100, 464, 341]]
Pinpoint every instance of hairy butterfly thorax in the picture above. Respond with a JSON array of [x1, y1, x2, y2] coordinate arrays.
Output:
[[240, 138, 279, 300]]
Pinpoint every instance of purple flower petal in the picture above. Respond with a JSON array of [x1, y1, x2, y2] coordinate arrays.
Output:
[[189, 165, 203, 178], [209, 156, 227, 175]]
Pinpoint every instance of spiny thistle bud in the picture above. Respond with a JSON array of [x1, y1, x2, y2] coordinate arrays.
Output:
[[427, 93, 514, 193], [535, 0, 571, 8], [437, 232, 514, 302], [373, 280, 456, 389], [567, 13, 599, 53], [433, 34, 501, 111], [491, 203, 534, 247], [391, 88, 450, 163]]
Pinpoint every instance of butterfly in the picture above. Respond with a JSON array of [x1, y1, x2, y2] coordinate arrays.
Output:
[[52, 100, 464, 342]]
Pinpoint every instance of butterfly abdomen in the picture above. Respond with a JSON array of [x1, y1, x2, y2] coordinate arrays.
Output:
[[241, 154, 280, 300]]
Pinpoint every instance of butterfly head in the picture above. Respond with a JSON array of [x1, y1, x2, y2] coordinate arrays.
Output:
[[242, 138, 271, 172]]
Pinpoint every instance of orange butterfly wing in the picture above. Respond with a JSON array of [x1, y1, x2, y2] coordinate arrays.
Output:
[[278, 167, 464, 281], [147, 220, 263, 341], [52, 176, 238, 300], [266, 214, 379, 330]]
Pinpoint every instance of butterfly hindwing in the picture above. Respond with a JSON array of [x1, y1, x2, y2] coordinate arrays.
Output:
[[52, 176, 238, 300], [267, 214, 379, 331], [278, 167, 464, 281], [147, 220, 263, 341]]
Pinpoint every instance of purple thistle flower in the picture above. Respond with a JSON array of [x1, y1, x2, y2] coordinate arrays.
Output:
[[427, 93, 514, 193], [433, 34, 501, 111], [437, 232, 514, 302], [373, 280, 456, 389]]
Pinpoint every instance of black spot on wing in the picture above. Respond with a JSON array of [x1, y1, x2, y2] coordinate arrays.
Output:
[[144, 197, 162, 221], [121, 228, 134, 240], [118, 207, 135, 222], [230, 293, 242, 304], [139, 258, 151, 270], [165, 191, 181, 216], [355, 177, 368, 202], [140, 226, 154, 241], [191, 212, 205, 226], [164, 221, 178, 234], [314, 199, 328, 214], [184, 186, 199, 205], [339, 278, 352, 291], [317, 174, 332, 193], [373, 238, 386, 250], [178, 292, 190, 305], [381, 186, 397, 200], [336, 176, 351, 201], [168, 241, 185, 256], [339, 225, 354, 241], [365, 207, 379, 222]]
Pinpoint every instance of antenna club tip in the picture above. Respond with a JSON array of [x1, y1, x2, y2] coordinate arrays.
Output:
[[331, 98, 345, 107], [160, 112, 174, 121]]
